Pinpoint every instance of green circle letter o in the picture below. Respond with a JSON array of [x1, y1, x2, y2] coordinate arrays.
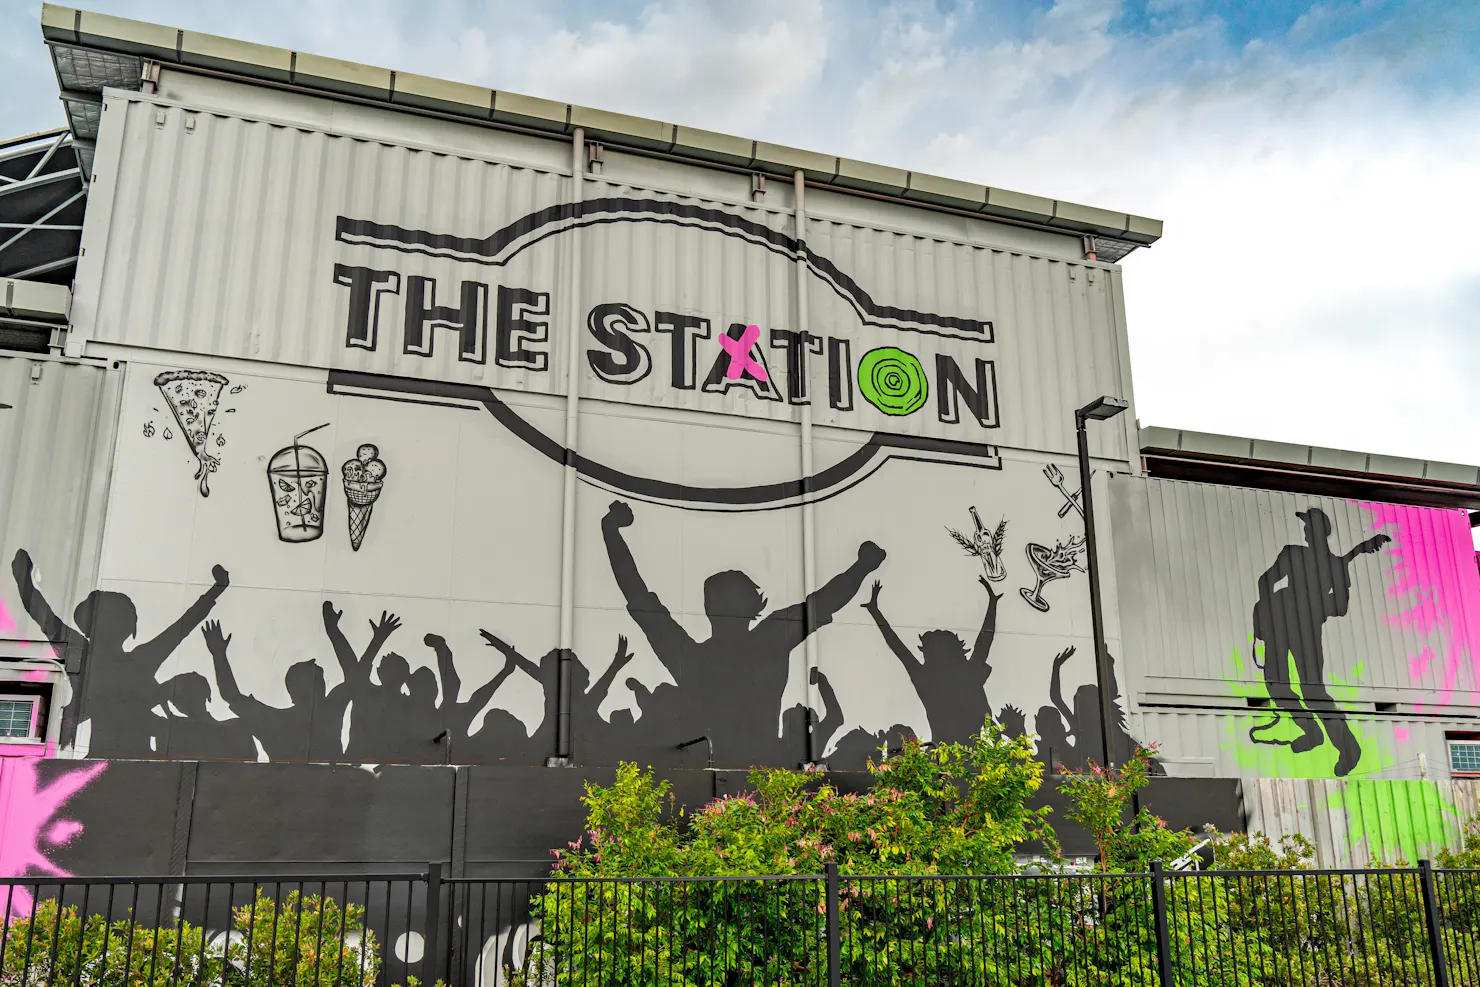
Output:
[[857, 346, 928, 416]]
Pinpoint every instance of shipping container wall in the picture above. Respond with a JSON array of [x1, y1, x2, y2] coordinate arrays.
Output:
[[1242, 776, 1480, 868], [1113, 474, 1480, 780], [0, 356, 120, 754], [71, 88, 1135, 462], [1134, 707, 1468, 781], [26, 352, 1136, 771], [0, 357, 120, 652], [30, 77, 1155, 772]]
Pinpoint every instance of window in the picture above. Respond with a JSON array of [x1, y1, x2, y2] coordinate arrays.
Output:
[[1450, 736, 1480, 777], [0, 696, 41, 740]]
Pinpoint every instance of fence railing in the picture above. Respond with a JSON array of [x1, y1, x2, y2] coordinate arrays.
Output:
[[2, 863, 1478, 986]]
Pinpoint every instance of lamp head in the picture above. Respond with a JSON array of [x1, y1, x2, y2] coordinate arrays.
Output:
[[1078, 396, 1129, 421]]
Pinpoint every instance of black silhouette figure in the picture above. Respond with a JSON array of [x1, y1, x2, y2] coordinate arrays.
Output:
[[810, 666, 914, 769], [1251, 508, 1388, 777], [1033, 645, 1158, 774], [423, 632, 531, 762], [162, 669, 257, 760], [204, 619, 346, 761], [11, 549, 229, 755], [403, 659, 443, 732], [322, 603, 409, 761], [601, 498, 885, 766], [477, 630, 636, 757], [861, 576, 1001, 745], [997, 703, 1027, 740]]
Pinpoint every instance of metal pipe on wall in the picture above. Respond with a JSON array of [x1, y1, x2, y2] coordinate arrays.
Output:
[[552, 127, 585, 765], [795, 169, 822, 766]]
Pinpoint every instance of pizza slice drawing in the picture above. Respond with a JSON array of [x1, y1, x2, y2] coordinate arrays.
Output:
[[154, 369, 229, 497]]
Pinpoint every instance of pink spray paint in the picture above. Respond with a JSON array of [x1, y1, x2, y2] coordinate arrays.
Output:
[[0, 759, 106, 916], [0, 601, 14, 635], [719, 325, 769, 381], [1357, 502, 1480, 709]]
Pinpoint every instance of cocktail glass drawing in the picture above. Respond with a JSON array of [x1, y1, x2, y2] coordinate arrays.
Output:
[[267, 423, 330, 543], [1018, 536, 1087, 612]]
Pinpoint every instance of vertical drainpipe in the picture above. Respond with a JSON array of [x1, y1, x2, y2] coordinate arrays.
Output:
[[552, 128, 586, 766], [794, 169, 821, 767]]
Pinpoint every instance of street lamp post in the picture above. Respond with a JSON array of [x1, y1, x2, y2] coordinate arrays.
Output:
[[1075, 395, 1129, 771]]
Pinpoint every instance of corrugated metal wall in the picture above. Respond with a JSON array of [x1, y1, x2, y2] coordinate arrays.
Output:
[[805, 216, 1130, 458], [1244, 777, 1480, 867], [1135, 707, 1463, 780], [73, 90, 1133, 460], [1110, 474, 1480, 707], [0, 356, 120, 654], [78, 99, 568, 389]]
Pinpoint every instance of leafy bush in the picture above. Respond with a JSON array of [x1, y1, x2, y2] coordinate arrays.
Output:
[[519, 720, 1480, 987], [231, 889, 380, 987], [1059, 744, 1197, 872], [0, 897, 219, 987], [553, 722, 1054, 881], [0, 890, 379, 987]]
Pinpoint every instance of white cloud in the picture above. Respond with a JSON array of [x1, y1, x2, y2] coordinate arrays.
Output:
[[515, 1, 828, 134], [817, 0, 1480, 463], [4, 0, 1476, 463]]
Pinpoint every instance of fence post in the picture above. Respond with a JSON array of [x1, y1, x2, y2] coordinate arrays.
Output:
[[423, 862, 443, 986], [1419, 859, 1451, 987], [1150, 861, 1174, 987], [825, 862, 840, 987]]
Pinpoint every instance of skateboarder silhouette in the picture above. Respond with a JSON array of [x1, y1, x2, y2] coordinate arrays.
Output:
[[601, 499, 885, 765], [1251, 508, 1388, 776]]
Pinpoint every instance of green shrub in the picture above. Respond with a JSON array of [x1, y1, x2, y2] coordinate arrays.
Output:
[[0, 897, 219, 987], [0, 889, 379, 987]]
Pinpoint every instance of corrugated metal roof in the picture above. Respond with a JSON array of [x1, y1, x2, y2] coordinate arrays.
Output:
[[37, 3, 1161, 254], [1141, 425, 1480, 489], [0, 128, 85, 289]]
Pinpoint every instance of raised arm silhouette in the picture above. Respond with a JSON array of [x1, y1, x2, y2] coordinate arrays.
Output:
[[602, 499, 885, 766], [12, 550, 229, 755], [861, 575, 1001, 744]]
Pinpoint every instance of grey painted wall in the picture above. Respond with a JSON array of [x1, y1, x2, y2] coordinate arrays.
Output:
[[1111, 474, 1480, 780]]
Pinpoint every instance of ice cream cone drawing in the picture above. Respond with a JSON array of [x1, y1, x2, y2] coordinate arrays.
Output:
[[342, 444, 387, 551]]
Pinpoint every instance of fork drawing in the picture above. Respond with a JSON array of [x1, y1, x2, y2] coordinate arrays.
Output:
[[1043, 464, 1084, 518]]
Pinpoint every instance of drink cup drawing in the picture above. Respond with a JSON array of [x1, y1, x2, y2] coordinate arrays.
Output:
[[267, 423, 331, 543], [1018, 536, 1087, 613]]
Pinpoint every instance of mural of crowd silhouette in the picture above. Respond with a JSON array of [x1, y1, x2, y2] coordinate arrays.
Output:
[[11, 498, 1141, 771]]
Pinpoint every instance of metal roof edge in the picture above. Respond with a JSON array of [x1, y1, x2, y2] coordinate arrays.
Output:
[[38, 3, 1163, 247], [1139, 425, 1480, 489]]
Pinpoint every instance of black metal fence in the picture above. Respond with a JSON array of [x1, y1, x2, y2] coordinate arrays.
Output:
[[2, 863, 1478, 986]]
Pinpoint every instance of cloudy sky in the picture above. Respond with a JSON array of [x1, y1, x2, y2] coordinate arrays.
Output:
[[3, 0, 1478, 463]]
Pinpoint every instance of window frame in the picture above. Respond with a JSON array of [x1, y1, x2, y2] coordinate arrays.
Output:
[[0, 694, 44, 743], [1448, 736, 1480, 778]]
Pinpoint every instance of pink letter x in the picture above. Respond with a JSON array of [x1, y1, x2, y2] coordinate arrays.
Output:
[[719, 324, 768, 381]]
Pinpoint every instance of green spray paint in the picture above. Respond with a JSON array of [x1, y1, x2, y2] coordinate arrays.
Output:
[[1325, 780, 1463, 865], [1221, 645, 1466, 863], [1221, 641, 1392, 779]]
